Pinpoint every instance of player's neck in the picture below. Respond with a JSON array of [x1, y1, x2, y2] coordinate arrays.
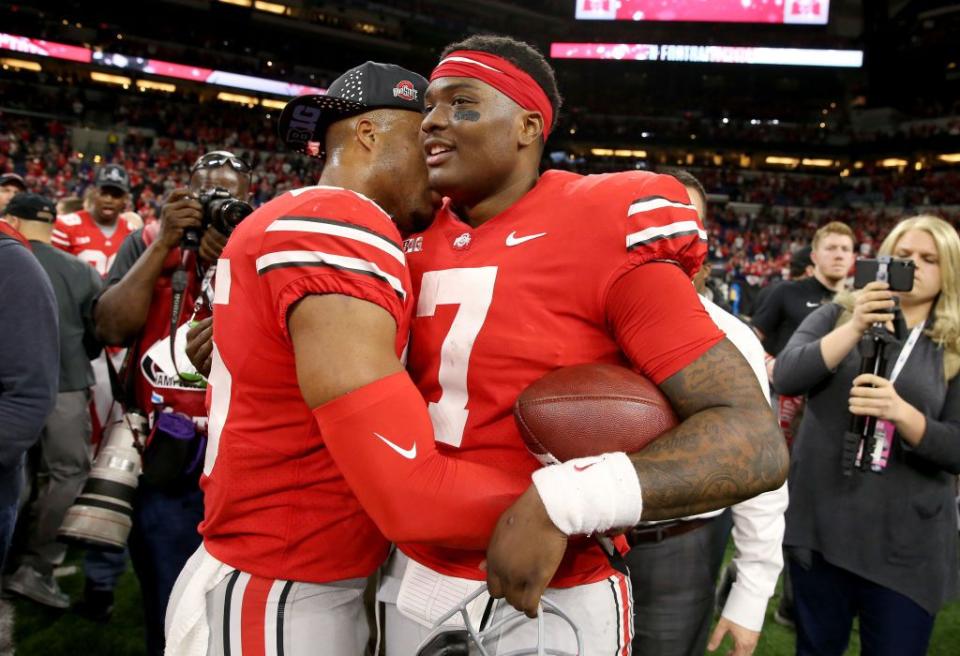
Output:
[[318, 166, 375, 205], [18, 224, 51, 243], [453, 168, 539, 228], [93, 212, 117, 228], [813, 269, 844, 292]]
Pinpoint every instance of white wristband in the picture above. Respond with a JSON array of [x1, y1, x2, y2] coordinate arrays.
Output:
[[531, 452, 643, 536]]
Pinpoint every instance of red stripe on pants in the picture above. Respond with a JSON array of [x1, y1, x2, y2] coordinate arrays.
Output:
[[617, 573, 632, 655], [240, 576, 274, 656]]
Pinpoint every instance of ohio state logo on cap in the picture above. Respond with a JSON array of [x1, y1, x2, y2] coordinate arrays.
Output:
[[393, 80, 418, 102]]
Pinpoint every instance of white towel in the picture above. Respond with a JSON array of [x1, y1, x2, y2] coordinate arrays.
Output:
[[165, 543, 235, 656]]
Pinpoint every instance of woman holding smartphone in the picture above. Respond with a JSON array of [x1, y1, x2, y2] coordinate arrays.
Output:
[[774, 214, 960, 655]]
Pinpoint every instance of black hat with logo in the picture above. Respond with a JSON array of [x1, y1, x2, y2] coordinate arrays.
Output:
[[278, 61, 428, 157], [5, 192, 57, 223]]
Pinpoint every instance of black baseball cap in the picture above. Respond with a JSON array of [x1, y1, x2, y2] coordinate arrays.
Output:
[[0, 173, 26, 191], [278, 61, 428, 157], [790, 246, 813, 278], [95, 164, 131, 194], [5, 192, 56, 223]]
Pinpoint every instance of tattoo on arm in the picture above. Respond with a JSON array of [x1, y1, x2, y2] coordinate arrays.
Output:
[[632, 338, 788, 520]]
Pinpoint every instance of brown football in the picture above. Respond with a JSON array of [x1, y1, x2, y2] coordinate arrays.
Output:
[[514, 363, 679, 464]]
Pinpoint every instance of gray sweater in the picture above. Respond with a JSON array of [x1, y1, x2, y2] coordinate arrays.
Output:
[[775, 303, 960, 614]]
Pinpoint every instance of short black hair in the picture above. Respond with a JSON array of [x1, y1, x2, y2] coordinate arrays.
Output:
[[440, 35, 562, 130], [663, 169, 707, 207]]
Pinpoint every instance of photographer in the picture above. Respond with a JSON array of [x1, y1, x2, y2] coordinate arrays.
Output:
[[91, 151, 252, 656], [774, 215, 960, 655]]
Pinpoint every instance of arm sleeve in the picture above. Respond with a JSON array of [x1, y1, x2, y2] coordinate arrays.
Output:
[[722, 482, 788, 631], [750, 284, 785, 339], [907, 373, 960, 474], [313, 372, 528, 547], [50, 219, 72, 252], [772, 304, 842, 397], [104, 229, 147, 288], [605, 262, 724, 384], [257, 216, 407, 341], [613, 173, 708, 279], [0, 243, 59, 469]]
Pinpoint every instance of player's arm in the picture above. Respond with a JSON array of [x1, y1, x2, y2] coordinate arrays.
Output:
[[296, 294, 527, 547], [95, 190, 201, 345], [50, 218, 73, 253]]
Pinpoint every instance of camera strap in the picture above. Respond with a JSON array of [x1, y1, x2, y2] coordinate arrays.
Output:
[[888, 321, 925, 384]]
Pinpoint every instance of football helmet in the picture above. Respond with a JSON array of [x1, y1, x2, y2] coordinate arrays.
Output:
[[415, 585, 583, 656]]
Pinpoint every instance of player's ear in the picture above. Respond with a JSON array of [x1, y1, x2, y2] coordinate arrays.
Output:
[[517, 111, 544, 148], [355, 117, 378, 153]]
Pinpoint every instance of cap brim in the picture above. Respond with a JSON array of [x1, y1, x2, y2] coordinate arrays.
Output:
[[97, 183, 129, 194], [278, 94, 367, 157]]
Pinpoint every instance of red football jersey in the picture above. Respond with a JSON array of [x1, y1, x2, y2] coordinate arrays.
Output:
[[200, 185, 412, 583], [52, 209, 138, 276], [402, 169, 720, 586]]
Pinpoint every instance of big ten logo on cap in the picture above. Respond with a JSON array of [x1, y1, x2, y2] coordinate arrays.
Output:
[[286, 104, 322, 146], [393, 80, 418, 102]]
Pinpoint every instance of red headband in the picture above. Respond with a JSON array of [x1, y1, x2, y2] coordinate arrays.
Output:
[[430, 50, 554, 139]]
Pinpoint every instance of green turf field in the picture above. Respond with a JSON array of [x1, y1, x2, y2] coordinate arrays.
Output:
[[9, 550, 960, 655]]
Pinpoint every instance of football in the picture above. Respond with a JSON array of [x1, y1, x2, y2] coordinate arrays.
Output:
[[514, 363, 679, 464]]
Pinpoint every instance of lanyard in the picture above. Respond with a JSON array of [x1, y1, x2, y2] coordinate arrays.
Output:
[[188, 264, 217, 321], [889, 321, 925, 384]]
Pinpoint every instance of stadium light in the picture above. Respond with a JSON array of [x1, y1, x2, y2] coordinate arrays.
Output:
[[801, 158, 835, 167], [254, 1, 288, 14], [261, 98, 288, 109], [1, 58, 41, 72], [590, 148, 614, 156], [91, 71, 132, 87], [136, 79, 176, 93], [217, 92, 259, 105], [766, 156, 800, 166], [880, 158, 908, 168], [939, 153, 960, 163], [219, 0, 253, 6]]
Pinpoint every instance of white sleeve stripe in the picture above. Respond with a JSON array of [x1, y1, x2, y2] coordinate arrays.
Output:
[[255, 250, 406, 299], [628, 197, 697, 216], [265, 218, 405, 265], [50, 236, 70, 246], [51, 229, 69, 239], [626, 220, 708, 249]]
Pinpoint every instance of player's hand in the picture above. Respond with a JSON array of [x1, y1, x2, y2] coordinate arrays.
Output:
[[484, 485, 567, 618], [158, 189, 202, 251], [185, 317, 214, 378], [851, 281, 896, 333], [707, 617, 760, 656], [849, 373, 907, 423], [199, 226, 228, 264]]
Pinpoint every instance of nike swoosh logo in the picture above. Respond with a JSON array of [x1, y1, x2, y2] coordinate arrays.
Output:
[[505, 231, 547, 247], [805, 302, 820, 308], [574, 463, 596, 472], [374, 432, 417, 459]]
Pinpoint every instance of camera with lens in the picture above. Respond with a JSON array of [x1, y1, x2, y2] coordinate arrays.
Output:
[[853, 256, 915, 292], [181, 187, 254, 250]]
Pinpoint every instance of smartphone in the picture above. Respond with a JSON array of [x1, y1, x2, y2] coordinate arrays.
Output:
[[853, 257, 915, 291]]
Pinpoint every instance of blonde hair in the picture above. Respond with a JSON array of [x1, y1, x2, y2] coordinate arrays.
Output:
[[880, 215, 960, 356], [835, 215, 960, 380], [812, 221, 855, 249]]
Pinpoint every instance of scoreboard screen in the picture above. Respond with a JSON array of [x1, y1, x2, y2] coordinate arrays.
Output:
[[575, 0, 830, 25]]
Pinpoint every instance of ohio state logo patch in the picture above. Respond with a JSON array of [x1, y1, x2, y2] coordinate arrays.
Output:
[[393, 80, 418, 102]]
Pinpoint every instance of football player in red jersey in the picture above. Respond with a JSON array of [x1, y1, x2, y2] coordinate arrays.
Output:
[[167, 62, 538, 656], [52, 164, 138, 277], [373, 35, 788, 654]]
